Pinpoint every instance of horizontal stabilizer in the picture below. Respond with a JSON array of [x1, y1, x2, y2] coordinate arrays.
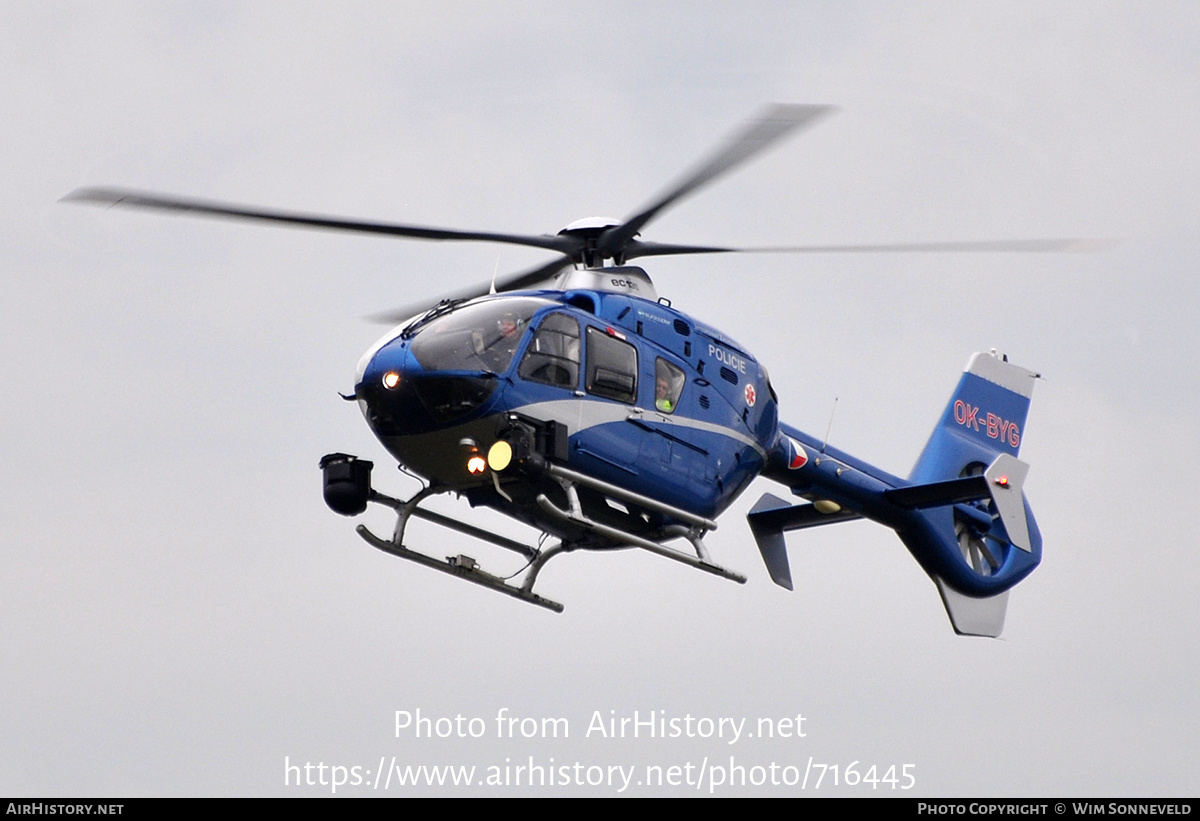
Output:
[[884, 475, 991, 509], [747, 493, 863, 532], [935, 576, 1009, 638], [747, 493, 862, 590], [886, 452, 1031, 552]]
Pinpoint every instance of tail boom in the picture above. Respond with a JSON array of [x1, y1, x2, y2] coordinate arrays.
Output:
[[749, 351, 1043, 636]]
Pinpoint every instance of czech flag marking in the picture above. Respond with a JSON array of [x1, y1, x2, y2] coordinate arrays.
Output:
[[788, 437, 808, 470]]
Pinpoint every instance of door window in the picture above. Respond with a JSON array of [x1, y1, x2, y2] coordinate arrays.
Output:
[[585, 327, 637, 403], [518, 312, 581, 388]]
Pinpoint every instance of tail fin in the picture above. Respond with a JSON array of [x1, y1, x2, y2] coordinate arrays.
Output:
[[903, 350, 1041, 635], [911, 350, 1037, 483]]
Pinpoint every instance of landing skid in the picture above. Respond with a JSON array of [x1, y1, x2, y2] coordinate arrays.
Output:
[[357, 521, 566, 613], [325, 453, 745, 612], [358, 484, 565, 613]]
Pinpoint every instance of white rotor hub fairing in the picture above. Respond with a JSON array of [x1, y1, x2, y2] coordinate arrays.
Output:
[[555, 266, 659, 301]]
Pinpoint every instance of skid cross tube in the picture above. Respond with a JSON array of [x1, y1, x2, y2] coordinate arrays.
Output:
[[367, 487, 535, 559], [541, 463, 719, 532]]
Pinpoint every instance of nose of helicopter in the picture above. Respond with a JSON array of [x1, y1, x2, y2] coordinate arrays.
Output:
[[356, 337, 500, 437], [358, 335, 408, 395], [356, 337, 421, 436]]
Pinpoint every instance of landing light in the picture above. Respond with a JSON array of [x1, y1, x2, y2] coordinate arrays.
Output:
[[382, 371, 401, 389], [466, 455, 487, 475], [487, 440, 513, 472]]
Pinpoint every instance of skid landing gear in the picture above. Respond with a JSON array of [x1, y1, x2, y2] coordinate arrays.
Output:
[[320, 452, 745, 612], [358, 483, 566, 613]]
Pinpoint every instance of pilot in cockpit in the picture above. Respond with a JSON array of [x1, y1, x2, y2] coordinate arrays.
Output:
[[655, 359, 685, 414]]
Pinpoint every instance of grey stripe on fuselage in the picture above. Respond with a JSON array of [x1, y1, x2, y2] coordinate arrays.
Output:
[[514, 398, 767, 458]]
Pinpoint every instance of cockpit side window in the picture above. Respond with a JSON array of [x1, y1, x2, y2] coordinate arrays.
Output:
[[518, 312, 581, 389], [585, 327, 637, 404], [654, 358, 685, 414]]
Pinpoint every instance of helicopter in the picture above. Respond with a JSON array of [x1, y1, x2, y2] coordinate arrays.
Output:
[[65, 104, 1076, 637]]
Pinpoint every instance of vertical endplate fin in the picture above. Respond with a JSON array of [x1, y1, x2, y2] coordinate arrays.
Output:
[[934, 577, 1009, 638], [984, 453, 1031, 551], [747, 493, 795, 590]]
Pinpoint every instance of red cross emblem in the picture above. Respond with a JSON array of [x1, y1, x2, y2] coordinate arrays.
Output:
[[744, 383, 756, 407]]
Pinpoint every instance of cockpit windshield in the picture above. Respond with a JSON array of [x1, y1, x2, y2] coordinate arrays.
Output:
[[408, 297, 552, 373]]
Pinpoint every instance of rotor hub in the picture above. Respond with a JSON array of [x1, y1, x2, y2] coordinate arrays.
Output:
[[558, 217, 626, 266]]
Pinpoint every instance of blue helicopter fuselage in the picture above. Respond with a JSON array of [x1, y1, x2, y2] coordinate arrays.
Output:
[[352, 273, 1041, 620], [355, 285, 779, 540]]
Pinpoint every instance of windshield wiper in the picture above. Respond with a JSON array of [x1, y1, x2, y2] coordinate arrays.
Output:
[[400, 298, 467, 339]]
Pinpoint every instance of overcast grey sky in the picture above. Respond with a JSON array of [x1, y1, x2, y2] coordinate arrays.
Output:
[[3, 2, 1198, 796]]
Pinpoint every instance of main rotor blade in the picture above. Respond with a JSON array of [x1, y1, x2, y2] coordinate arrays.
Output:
[[366, 254, 575, 325], [622, 240, 737, 259], [621, 237, 1109, 261], [598, 104, 836, 257], [62, 187, 580, 255], [737, 238, 1113, 253], [367, 234, 1105, 322], [493, 253, 577, 291]]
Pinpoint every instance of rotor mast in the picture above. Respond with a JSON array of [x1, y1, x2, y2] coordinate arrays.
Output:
[[556, 217, 626, 267]]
